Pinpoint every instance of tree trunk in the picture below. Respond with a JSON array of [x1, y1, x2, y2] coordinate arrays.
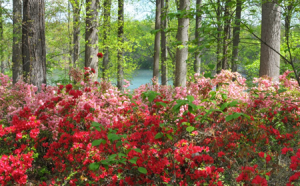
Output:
[[102, 0, 111, 81], [117, 0, 124, 91], [194, 0, 202, 74], [284, 3, 293, 62], [68, 1, 72, 81], [222, 0, 231, 70], [216, 0, 222, 74], [22, 0, 46, 90], [0, 2, 3, 74], [153, 0, 161, 82], [231, 0, 242, 72], [260, 1, 281, 82], [85, 0, 99, 81], [174, 0, 190, 87], [72, 0, 80, 68], [12, 0, 23, 83], [161, 0, 168, 85]]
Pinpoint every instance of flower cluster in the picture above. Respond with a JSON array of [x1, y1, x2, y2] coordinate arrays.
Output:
[[0, 69, 300, 185]]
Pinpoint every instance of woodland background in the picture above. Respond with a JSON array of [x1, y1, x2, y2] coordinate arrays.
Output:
[[0, 0, 299, 88]]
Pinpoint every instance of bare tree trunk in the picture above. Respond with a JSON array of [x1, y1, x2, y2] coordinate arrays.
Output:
[[194, 0, 202, 74], [0, 2, 3, 74], [85, 0, 99, 81], [161, 0, 168, 85], [22, 0, 46, 90], [216, 0, 222, 74], [153, 0, 161, 81], [68, 1, 72, 81], [231, 0, 242, 72], [117, 0, 124, 91], [260, 0, 281, 82], [174, 0, 190, 87], [12, 0, 22, 83], [222, 0, 231, 70], [102, 0, 111, 81], [72, 0, 80, 68]]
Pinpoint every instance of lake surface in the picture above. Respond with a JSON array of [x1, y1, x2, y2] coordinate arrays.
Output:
[[48, 69, 173, 90], [126, 69, 173, 90]]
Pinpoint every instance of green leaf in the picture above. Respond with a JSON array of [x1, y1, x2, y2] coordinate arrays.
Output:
[[89, 162, 100, 171], [101, 160, 109, 165], [233, 112, 243, 119], [229, 101, 238, 107], [91, 122, 100, 127], [278, 88, 287, 94], [95, 126, 102, 132], [166, 134, 173, 140], [129, 157, 138, 164], [186, 126, 195, 132], [118, 153, 127, 158], [116, 141, 122, 148], [155, 132, 163, 139], [220, 103, 228, 111], [92, 139, 106, 146], [225, 115, 234, 122], [187, 95, 194, 103], [226, 112, 243, 122], [222, 94, 227, 100], [133, 148, 142, 153], [138, 167, 147, 174], [208, 64, 215, 70], [107, 133, 120, 142], [204, 72, 212, 78], [156, 102, 167, 107], [145, 91, 160, 103], [109, 154, 117, 160]]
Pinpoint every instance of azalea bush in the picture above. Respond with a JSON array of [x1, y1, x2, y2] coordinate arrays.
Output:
[[0, 69, 300, 185]]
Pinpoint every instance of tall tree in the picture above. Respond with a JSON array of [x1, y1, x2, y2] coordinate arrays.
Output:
[[68, 1, 73, 81], [85, 0, 99, 80], [71, 0, 81, 68], [161, 0, 168, 85], [22, 0, 46, 89], [194, 0, 202, 74], [117, 0, 124, 90], [153, 0, 161, 81], [216, 0, 222, 74], [102, 0, 112, 81], [231, 0, 242, 72], [222, 0, 231, 70], [174, 0, 190, 87], [0, 1, 3, 74], [260, 0, 281, 82]]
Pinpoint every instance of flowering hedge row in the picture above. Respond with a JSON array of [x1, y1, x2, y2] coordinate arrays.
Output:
[[0, 68, 300, 185]]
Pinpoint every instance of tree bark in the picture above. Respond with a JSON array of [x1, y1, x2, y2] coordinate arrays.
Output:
[[117, 0, 124, 91], [216, 0, 222, 74], [0, 2, 3, 74], [85, 0, 99, 80], [260, 0, 281, 82], [194, 0, 202, 74], [161, 0, 168, 85], [174, 0, 190, 87], [22, 0, 46, 90], [72, 0, 80, 68], [231, 0, 242, 72], [102, 0, 111, 81], [153, 0, 161, 82], [222, 0, 231, 70], [68, 1, 72, 81]]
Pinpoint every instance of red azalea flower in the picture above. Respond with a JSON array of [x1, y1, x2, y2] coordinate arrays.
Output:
[[97, 52, 103, 58]]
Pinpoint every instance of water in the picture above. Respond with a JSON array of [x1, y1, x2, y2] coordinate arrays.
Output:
[[47, 69, 173, 90], [127, 69, 173, 90]]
